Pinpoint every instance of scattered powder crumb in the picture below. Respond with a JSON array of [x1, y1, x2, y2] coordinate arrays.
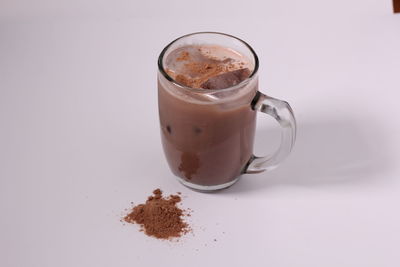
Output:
[[176, 51, 190, 61]]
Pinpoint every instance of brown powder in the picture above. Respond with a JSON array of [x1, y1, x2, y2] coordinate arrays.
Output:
[[167, 61, 236, 88], [124, 189, 190, 239], [165, 45, 251, 90], [175, 74, 193, 88], [176, 51, 190, 61]]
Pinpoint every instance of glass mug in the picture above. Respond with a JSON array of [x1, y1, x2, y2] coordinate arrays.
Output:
[[158, 32, 296, 191]]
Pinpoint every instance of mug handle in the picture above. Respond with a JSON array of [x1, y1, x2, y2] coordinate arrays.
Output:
[[244, 91, 297, 173]]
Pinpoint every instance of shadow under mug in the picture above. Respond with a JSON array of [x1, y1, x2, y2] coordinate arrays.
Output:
[[158, 32, 296, 192]]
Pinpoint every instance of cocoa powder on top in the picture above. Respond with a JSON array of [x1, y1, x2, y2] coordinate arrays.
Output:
[[123, 189, 190, 239], [168, 61, 228, 89], [176, 51, 190, 61], [165, 47, 243, 89]]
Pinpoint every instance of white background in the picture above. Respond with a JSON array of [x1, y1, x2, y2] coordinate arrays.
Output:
[[1, 1, 400, 266]]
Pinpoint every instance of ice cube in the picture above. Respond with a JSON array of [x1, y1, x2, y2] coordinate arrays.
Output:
[[200, 68, 251, 89]]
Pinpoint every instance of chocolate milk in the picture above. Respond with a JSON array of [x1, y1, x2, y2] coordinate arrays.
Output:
[[158, 45, 258, 186]]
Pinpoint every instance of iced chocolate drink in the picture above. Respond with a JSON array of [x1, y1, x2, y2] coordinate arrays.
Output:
[[158, 32, 296, 191], [159, 44, 257, 187]]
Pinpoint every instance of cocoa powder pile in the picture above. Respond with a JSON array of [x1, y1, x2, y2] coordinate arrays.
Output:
[[124, 189, 190, 239]]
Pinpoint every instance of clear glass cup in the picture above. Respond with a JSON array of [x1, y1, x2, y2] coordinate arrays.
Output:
[[158, 32, 296, 191]]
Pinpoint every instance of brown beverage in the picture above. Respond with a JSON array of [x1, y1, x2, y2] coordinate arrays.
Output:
[[158, 44, 258, 187]]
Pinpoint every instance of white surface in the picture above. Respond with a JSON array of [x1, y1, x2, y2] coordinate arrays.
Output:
[[1, 1, 400, 266]]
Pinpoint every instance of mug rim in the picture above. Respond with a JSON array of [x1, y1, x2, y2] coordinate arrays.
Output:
[[157, 32, 259, 93]]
